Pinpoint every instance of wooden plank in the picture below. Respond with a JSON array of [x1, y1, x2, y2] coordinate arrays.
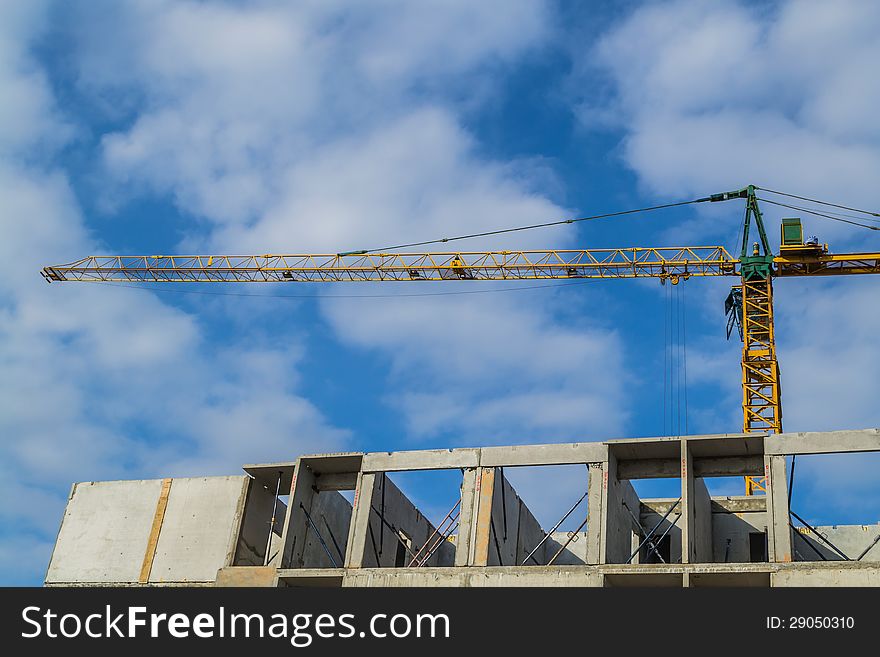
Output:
[[472, 468, 496, 566], [139, 478, 172, 584]]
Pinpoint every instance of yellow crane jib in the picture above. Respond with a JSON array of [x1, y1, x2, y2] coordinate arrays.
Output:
[[40, 186, 880, 496]]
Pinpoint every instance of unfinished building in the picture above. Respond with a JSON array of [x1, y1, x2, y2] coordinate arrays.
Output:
[[45, 429, 880, 587]]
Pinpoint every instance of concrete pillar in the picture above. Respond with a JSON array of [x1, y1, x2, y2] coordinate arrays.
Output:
[[681, 441, 712, 563], [344, 472, 376, 568], [586, 463, 604, 564], [598, 454, 612, 564], [765, 454, 792, 562], [455, 467, 478, 567], [600, 453, 641, 563], [279, 458, 316, 569]]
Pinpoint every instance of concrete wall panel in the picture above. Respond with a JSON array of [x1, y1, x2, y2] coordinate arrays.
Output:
[[46, 479, 164, 584], [148, 476, 249, 583], [711, 509, 767, 563], [692, 478, 713, 563], [359, 474, 455, 568], [639, 502, 683, 564], [601, 453, 642, 563], [300, 491, 352, 568], [47, 476, 249, 585], [546, 532, 588, 565], [486, 470, 546, 566], [792, 525, 880, 562], [234, 479, 287, 567]]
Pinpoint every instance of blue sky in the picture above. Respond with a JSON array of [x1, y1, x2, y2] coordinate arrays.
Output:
[[2, 0, 880, 584]]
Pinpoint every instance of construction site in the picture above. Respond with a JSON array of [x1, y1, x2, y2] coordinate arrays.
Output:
[[45, 429, 880, 587], [40, 185, 880, 587]]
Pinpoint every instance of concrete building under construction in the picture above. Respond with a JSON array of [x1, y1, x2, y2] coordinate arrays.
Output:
[[45, 428, 880, 587]]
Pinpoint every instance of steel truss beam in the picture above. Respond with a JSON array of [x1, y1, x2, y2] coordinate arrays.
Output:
[[41, 247, 738, 283]]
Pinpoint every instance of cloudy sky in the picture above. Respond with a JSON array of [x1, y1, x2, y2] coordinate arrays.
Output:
[[2, 0, 879, 584]]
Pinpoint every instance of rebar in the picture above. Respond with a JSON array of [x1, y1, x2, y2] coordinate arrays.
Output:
[[790, 510, 850, 561], [300, 502, 339, 567], [546, 515, 589, 566], [520, 489, 589, 566], [626, 497, 682, 564], [407, 499, 461, 567]]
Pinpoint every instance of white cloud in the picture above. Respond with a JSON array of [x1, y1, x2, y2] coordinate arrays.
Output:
[[0, 2, 350, 584], [0, 169, 350, 581], [63, 0, 628, 450], [775, 278, 880, 432], [321, 291, 627, 443], [584, 0, 880, 235], [0, 0, 572, 584], [584, 0, 880, 420], [75, 0, 552, 223], [0, 1, 72, 154], [584, 0, 880, 507], [213, 107, 567, 252]]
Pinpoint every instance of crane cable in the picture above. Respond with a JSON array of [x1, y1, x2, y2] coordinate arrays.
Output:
[[755, 186, 880, 230], [662, 278, 690, 437], [757, 198, 880, 231], [663, 281, 669, 436], [340, 197, 714, 255], [754, 186, 880, 218], [343, 186, 880, 257], [681, 281, 689, 436]]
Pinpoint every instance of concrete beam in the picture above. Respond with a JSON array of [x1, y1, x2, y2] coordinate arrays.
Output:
[[299, 453, 364, 475], [617, 458, 679, 479], [607, 455, 765, 479], [709, 497, 766, 514], [606, 437, 681, 461], [640, 499, 680, 515], [695, 456, 764, 477], [315, 472, 358, 491], [765, 428, 880, 455], [685, 434, 765, 457], [243, 463, 296, 492], [479, 442, 606, 467], [643, 497, 764, 517], [361, 448, 480, 472]]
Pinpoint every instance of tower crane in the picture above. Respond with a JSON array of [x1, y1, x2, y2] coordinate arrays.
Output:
[[41, 185, 880, 495]]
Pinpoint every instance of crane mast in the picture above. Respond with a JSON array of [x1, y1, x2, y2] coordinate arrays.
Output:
[[40, 187, 880, 495]]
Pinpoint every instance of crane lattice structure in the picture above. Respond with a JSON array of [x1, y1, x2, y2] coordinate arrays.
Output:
[[41, 185, 880, 495]]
